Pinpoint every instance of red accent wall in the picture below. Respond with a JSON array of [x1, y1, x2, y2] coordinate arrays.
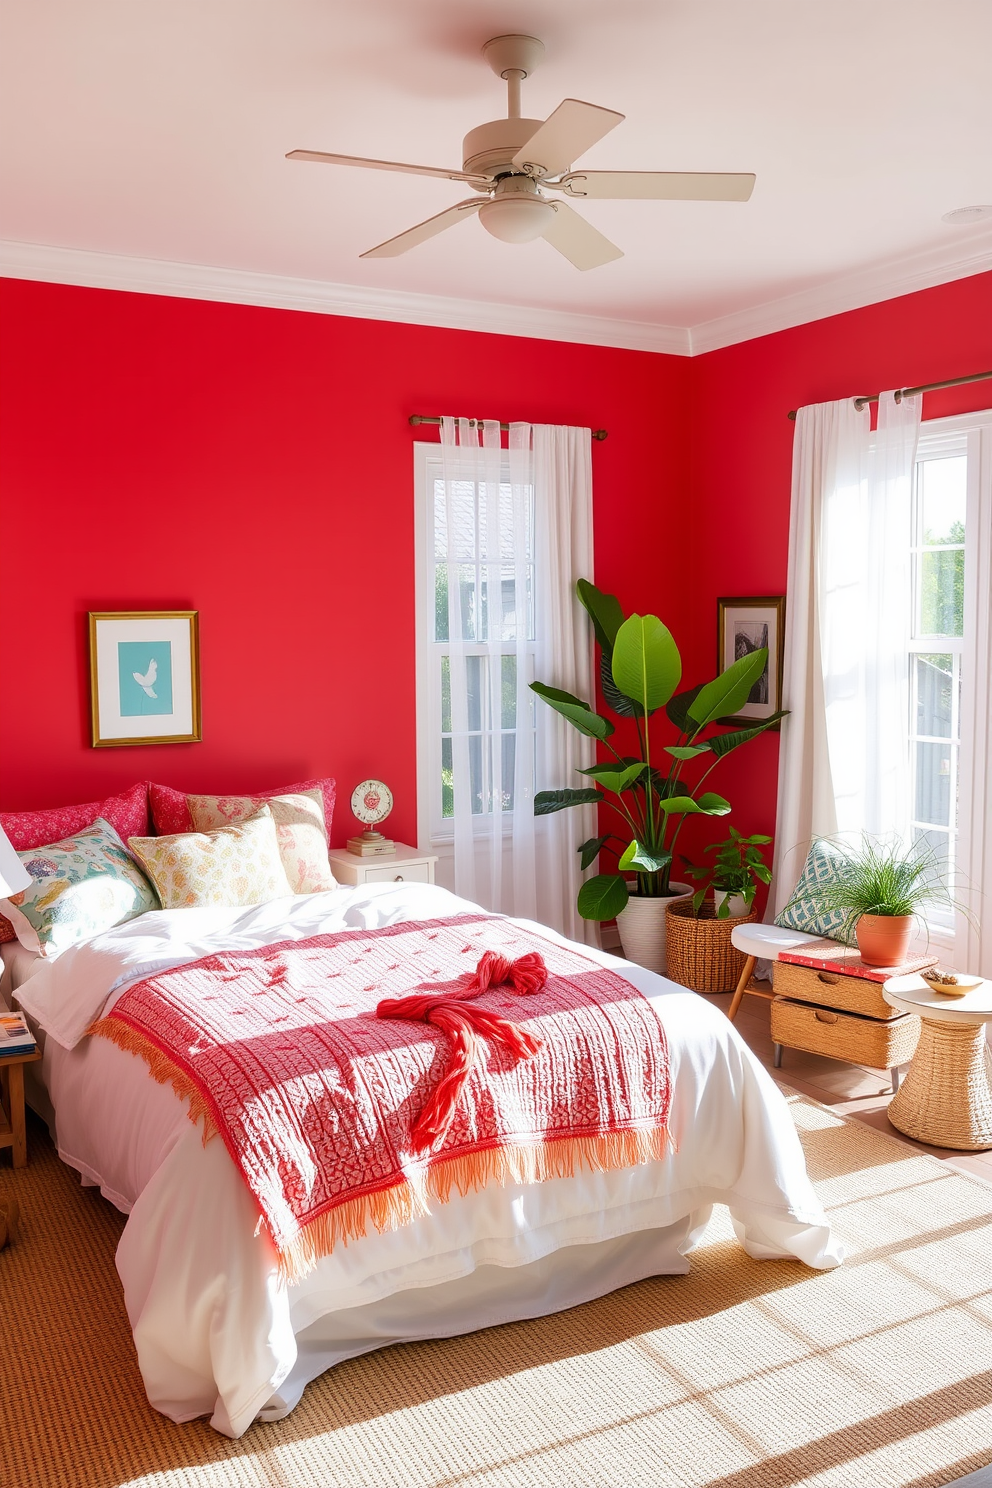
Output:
[[677, 268, 992, 871], [0, 277, 689, 844], [4, 269, 991, 857]]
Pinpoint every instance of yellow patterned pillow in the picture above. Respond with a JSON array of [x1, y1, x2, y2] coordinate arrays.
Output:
[[129, 806, 293, 910], [187, 789, 335, 894]]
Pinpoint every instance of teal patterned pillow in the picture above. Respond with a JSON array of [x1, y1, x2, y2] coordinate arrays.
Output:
[[774, 840, 856, 944], [1, 817, 160, 958]]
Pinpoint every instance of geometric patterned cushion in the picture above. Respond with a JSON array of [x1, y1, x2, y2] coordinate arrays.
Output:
[[0, 817, 160, 959], [128, 806, 293, 911], [187, 789, 335, 895], [774, 840, 856, 944]]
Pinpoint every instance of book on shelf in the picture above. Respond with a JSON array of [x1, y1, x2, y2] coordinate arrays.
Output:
[[0, 1012, 36, 1057], [777, 938, 939, 983]]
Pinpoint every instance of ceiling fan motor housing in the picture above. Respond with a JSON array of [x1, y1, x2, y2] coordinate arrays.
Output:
[[462, 119, 547, 183]]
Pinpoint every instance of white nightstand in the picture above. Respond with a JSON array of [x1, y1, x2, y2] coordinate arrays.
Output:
[[328, 843, 438, 888]]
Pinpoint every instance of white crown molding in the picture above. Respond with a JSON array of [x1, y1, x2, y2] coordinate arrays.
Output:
[[0, 240, 692, 356], [688, 229, 992, 355], [3, 232, 991, 359]]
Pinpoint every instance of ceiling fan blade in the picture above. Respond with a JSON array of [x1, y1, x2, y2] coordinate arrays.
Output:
[[555, 170, 756, 202], [512, 99, 624, 179], [360, 199, 482, 259], [541, 201, 623, 271], [287, 150, 488, 187]]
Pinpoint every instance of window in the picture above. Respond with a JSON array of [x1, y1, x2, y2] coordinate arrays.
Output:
[[909, 411, 992, 961], [415, 443, 536, 844], [908, 444, 966, 917]]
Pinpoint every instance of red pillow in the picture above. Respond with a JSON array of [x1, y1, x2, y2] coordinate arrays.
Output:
[[1, 782, 150, 852], [149, 778, 336, 838], [0, 782, 150, 944]]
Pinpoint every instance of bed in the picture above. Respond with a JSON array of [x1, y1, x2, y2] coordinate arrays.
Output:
[[5, 877, 842, 1438]]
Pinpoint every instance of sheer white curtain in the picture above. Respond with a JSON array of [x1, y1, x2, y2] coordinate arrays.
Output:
[[439, 418, 595, 942], [772, 392, 921, 911]]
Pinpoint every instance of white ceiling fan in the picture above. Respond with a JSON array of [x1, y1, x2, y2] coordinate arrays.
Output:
[[287, 35, 755, 271]]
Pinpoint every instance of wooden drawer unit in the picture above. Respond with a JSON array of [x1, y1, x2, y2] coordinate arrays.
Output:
[[771, 997, 921, 1071], [773, 959, 898, 1020]]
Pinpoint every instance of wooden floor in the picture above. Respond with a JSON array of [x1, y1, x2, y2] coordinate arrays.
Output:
[[702, 984, 992, 1185]]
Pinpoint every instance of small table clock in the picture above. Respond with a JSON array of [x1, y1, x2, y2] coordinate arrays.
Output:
[[347, 779, 396, 857]]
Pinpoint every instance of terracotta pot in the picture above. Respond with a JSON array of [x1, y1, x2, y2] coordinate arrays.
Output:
[[855, 913, 914, 967], [616, 882, 692, 976]]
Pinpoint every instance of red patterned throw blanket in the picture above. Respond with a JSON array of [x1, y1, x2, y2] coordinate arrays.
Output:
[[90, 914, 672, 1280]]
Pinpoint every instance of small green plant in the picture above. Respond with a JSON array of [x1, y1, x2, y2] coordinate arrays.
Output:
[[782, 835, 964, 939], [683, 828, 772, 916]]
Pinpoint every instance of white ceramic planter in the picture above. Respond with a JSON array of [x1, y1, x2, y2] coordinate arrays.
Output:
[[616, 881, 693, 976], [714, 889, 749, 919]]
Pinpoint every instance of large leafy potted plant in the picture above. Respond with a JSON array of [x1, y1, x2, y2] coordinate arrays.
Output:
[[531, 581, 786, 973]]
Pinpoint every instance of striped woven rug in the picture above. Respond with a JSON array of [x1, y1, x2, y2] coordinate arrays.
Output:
[[2, 1092, 991, 1488]]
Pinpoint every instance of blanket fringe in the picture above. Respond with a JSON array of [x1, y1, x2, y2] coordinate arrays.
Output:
[[90, 1015, 670, 1285], [275, 1124, 672, 1284], [88, 1018, 218, 1146]]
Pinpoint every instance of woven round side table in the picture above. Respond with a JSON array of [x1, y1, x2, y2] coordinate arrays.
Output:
[[882, 974, 992, 1151]]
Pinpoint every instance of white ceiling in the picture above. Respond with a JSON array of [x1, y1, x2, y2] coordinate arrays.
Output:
[[3, 0, 992, 349]]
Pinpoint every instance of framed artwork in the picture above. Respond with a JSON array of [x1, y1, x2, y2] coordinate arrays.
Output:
[[716, 595, 785, 726], [88, 611, 201, 747]]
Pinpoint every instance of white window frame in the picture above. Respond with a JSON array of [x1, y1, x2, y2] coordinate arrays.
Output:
[[912, 409, 992, 969], [413, 442, 537, 859], [908, 429, 967, 935]]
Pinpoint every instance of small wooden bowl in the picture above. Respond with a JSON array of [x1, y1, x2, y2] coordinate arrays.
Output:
[[921, 971, 983, 997]]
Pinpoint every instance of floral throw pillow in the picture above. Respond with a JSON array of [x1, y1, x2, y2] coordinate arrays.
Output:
[[128, 806, 293, 910], [0, 817, 160, 959], [150, 777, 336, 839], [774, 840, 856, 945], [188, 789, 335, 894], [0, 783, 150, 945]]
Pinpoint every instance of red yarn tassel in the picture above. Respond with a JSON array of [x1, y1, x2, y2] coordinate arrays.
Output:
[[376, 951, 548, 1150]]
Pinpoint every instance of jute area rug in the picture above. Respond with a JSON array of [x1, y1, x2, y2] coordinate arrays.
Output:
[[2, 1092, 992, 1488]]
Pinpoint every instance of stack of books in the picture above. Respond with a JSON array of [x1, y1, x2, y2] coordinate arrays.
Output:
[[0, 1011, 36, 1058]]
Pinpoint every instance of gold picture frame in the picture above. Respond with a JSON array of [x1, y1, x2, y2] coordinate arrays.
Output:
[[716, 595, 785, 727], [88, 611, 201, 747]]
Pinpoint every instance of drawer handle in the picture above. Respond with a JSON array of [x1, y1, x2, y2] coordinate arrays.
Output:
[[394, 874, 404, 882], [816, 972, 840, 985], [813, 1009, 839, 1024]]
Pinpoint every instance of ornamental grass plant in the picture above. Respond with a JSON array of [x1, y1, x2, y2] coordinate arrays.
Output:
[[783, 834, 964, 942]]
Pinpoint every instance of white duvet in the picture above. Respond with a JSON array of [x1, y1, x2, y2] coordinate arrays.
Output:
[[14, 882, 842, 1437]]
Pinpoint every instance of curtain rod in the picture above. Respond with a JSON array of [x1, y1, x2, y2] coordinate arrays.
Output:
[[409, 414, 608, 441], [787, 368, 992, 421]]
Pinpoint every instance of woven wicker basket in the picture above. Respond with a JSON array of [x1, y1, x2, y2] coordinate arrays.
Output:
[[770, 997, 920, 1069], [665, 899, 757, 993]]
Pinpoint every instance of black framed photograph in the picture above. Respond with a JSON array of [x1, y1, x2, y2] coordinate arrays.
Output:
[[716, 595, 785, 726]]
